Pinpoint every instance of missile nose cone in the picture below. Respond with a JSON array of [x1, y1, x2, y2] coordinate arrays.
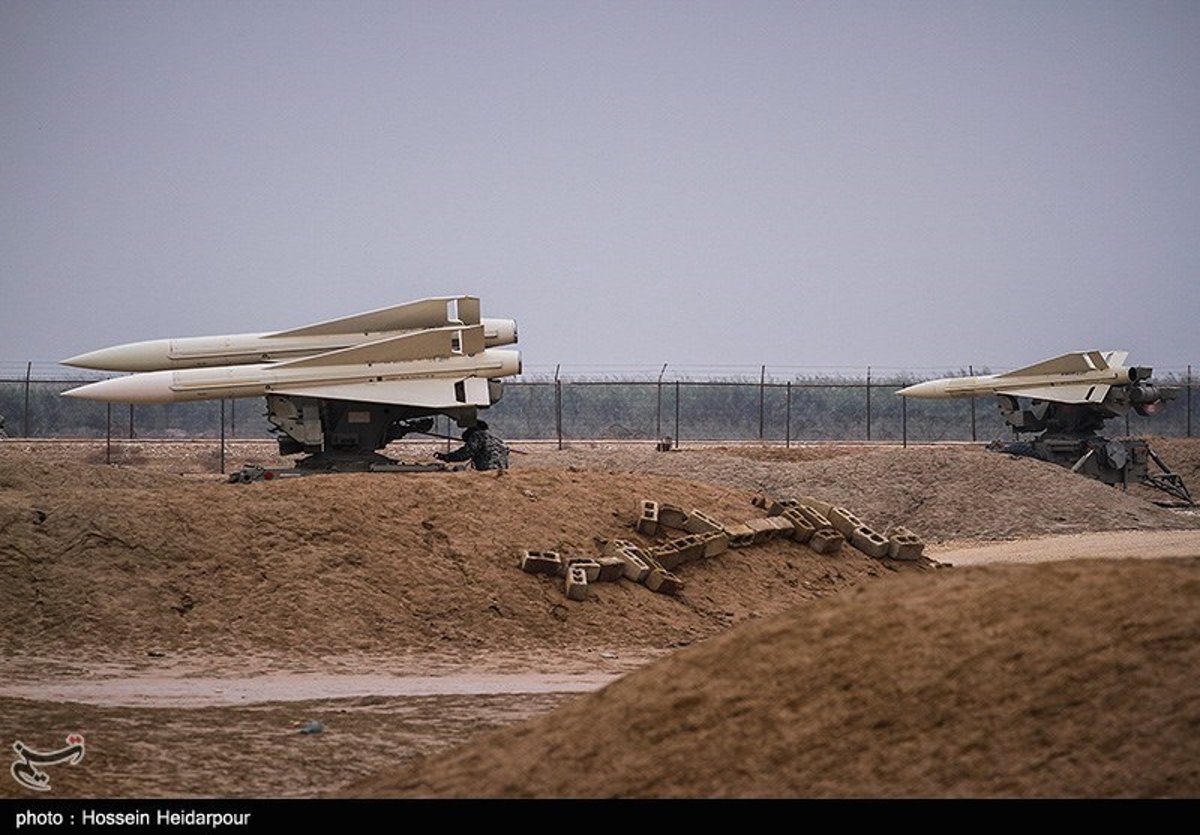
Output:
[[62, 350, 109, 369], [61, 381, 112, 401], [61, 371, 176, 404], [61, 339, 172, 372], [897, 379, 948, 399]]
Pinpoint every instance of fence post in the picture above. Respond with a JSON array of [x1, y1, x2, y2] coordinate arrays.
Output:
[[219, 399, 226, 475], [865, 366, 871, 441], [22, 361, 31, 437], [1188, 364, 1193, 438], [555, 365, 563, 450], [230, 399, 236, 439], [785, 381, 791, 449], [758, 365, 765, 441], [969, 365, 976, 442], [902, 395, 907, 448], [674, 381, 680, 447], [656, 363, 667, 439], [106, 402, 112, 464], [128, 404, 135, 440]]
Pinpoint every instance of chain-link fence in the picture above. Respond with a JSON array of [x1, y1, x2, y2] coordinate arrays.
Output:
[[2, 362, 1194, 445]]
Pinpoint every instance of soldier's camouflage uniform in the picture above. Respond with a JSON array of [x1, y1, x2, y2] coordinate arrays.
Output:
[[442, 428, 509, 470]]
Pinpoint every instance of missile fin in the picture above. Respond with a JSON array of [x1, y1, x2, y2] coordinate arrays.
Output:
[[1102, 350, 1128, 369], [273, 325, 484, 369], [995, 351, 1109, 378], [460, 324, 486, 356], [456, 297, 482, 326], [267, 296, 480, 338]]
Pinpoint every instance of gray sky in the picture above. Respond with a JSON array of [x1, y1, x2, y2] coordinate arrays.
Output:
[[2, 0, 1197, 376]]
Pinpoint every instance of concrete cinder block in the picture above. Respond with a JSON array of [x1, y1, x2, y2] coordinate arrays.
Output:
[[850, 525, 890, 559], [564, 557, 603, 582], [672, 535, 707, 565], [652, 543, 684, 572], [614, 547, 652, 583], [657, 503, 689, 531], [751, 494, 770, 509], [827, 506, 866, 539], [595, 555, 627, 582], [888, 535, 925, 561], [781, 509, 816, 543], [798, 495, 834, 517], [564, 565, 589, 600], [724, 523, 755, 548], [766, 516, 794, 535], [605, 538, 637, 557], [887, 527, 926, 561], [744, 517, 779, 544], [629, 543, 663, 572], [699, 530, 729, 557], [636, 500, 660, 537], [519, 550, 562, 575], [796, 505, 832, 530], [684, 508, 724, 534], [646, 567, 684, 595], [809, 528, 844, 555], [767, 498, 800, 517]]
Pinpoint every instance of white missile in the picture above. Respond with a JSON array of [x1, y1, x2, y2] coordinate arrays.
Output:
[[62, 295, 517, 372], [61, 296, 521, 409], [897, 350, 1147, 404]]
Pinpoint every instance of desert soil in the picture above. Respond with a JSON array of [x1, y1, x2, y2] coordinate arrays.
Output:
[[352, 556, 1200, 798], [1, 438, 1197, 798]]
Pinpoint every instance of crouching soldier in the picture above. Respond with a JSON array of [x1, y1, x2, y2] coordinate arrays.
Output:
[[434, 420, 509, 470]]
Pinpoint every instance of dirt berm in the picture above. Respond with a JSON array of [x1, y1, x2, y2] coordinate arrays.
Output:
[[0, 464, 909, 659], [2, 443, 1195, 660], [351, 557, 1200, 798], [524, 443, 1197, 540]]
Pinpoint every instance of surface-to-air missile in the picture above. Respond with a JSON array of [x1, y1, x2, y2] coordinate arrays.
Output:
[[897, 350, 1191, 505], [896, 350, 1167, 411], [62, 296, 520, 470]]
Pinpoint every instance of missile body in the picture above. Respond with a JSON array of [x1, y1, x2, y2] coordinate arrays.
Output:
[[64, 319, 518, 372], [897, 350, 1145, 405], [62, 348, 522, 406]]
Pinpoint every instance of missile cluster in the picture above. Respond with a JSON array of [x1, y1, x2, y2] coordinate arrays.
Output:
[[62, 296, 520, 410]]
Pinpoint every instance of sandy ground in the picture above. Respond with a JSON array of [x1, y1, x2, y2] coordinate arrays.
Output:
[[352, 556, 1200, 798], [1, 439, 1197, 798], [934, 529, 1200, 566], [0, 692, 574, 798]]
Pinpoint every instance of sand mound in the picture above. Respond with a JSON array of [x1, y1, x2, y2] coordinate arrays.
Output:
[[525, 444, 1197, 539], [0, 466, 909, 658], [352, 557, 1200, 798], [3, 442, 1194, 659], [0, 456, 184, 491]]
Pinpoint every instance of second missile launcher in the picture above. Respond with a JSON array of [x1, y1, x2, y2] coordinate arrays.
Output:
[[898, 350, 1190, 504]]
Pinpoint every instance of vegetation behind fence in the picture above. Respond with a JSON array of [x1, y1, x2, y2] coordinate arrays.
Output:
[[1, 365, 1194, 444]]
